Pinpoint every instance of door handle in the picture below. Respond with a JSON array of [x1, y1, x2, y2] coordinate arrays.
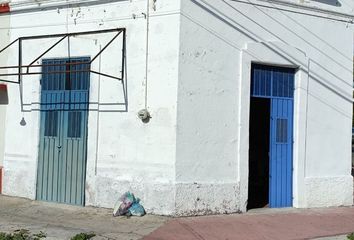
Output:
[[57, 146, 62, 149]]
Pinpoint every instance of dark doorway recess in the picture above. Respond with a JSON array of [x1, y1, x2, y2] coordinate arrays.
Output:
[[248, 97, 270, 210]]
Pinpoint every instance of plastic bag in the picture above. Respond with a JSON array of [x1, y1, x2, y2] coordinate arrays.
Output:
[[128, 199, 146, 217], [113, 192, 136, 217], [113, 192, 146, 217]]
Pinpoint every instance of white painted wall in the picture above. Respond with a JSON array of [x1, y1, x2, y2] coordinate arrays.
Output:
[[0, 0, 353, 216], [0, 102, 6, 168], [176, 0, 353, 215], [1, 0, 180, 215], [0, 10, 10, 182]]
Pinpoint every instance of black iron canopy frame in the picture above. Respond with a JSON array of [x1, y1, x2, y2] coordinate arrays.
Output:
[[0, 28, 126, 84]]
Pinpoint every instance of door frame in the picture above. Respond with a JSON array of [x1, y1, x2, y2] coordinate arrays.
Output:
[[238, 41, 309, 212], [36, 57, 91, 206], [248, 64, 295, 208]]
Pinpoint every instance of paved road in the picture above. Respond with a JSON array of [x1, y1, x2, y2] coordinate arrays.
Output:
[[145, 208, 354, 240]]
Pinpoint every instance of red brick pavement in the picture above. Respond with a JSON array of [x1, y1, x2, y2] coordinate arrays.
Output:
[[144, 207, 354, 240]]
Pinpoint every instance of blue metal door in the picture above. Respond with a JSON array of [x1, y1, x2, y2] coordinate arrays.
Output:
[[36, 58, 90, 206], [269, 98, 293, 207], [251, 64, 295, 208]]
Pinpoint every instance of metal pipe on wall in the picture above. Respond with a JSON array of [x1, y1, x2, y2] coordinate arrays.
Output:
[[144, 0, 151, 110]]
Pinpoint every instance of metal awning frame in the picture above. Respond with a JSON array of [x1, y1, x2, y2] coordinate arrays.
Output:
[[0, 28, 126, 84], [0, 28, 127, 113]]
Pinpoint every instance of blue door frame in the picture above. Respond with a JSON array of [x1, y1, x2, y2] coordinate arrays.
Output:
[[251, 64, 295, 208], [36, 57, 90, 206]]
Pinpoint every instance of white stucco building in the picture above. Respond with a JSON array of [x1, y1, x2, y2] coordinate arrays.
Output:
[[0, 0, 353, 216]]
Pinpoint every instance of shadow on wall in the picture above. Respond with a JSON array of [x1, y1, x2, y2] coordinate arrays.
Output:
[[188, 0, 352, 119], [312, 0, 341, 7]]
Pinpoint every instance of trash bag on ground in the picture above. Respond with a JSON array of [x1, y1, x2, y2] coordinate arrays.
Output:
[[113, 192, 136, 217], [113, 192, 145, 217], [128, 198, 146, 217]]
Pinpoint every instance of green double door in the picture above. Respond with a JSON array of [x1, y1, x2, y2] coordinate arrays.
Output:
[[36, 58, 90, 206]]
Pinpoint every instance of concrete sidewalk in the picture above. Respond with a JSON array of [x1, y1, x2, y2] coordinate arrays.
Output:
[[0, 195, 168, 240], [144, 207, 354, 240]]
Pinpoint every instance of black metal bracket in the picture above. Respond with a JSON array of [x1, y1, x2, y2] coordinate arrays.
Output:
[[0, 28, 127, 113], [0, 28, 126, 83]]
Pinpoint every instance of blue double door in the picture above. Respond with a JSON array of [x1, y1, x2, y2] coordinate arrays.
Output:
[[36, 58, 90, 206], [249, 64, 295, 208]]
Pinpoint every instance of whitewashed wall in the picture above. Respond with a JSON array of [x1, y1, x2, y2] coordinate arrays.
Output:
[[176, 0, 353, 215], [0, 0, 353, 216], [0, 0, 180, 215], [0, 13, 9, 169]]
